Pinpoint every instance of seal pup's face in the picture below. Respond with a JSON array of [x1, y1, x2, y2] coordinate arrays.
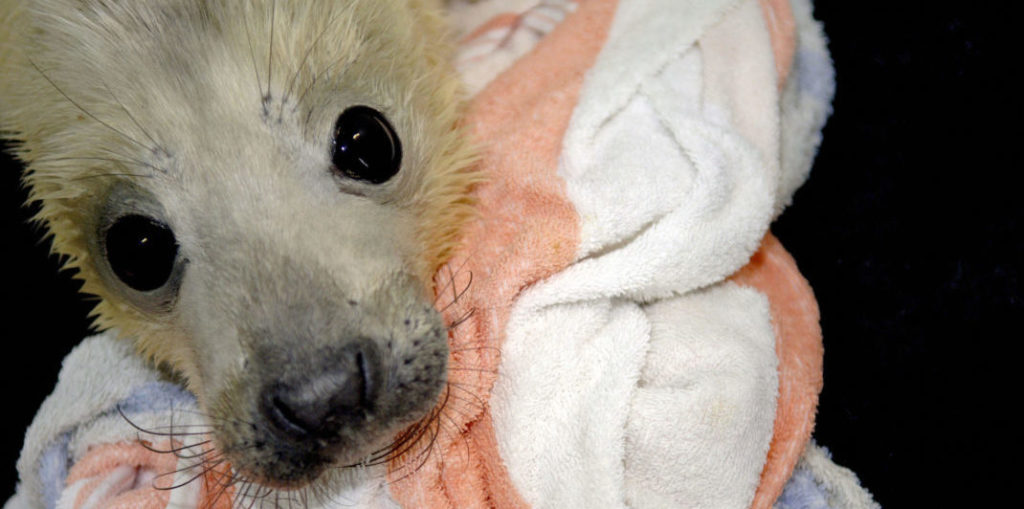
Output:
[[0, 0, 477, 488]]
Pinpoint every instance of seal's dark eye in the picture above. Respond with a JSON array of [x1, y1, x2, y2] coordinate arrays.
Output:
[[331, 106, 402, 184], [105, 215, 178, 291]]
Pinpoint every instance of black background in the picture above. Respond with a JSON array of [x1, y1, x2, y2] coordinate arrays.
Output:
[[2, 2, 1019, 507]]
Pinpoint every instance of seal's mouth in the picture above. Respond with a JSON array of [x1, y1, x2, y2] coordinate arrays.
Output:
[[207, 314, 450, 489]]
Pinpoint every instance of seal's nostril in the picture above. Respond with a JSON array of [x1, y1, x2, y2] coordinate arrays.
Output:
[[268, 391, 316, 437], [261, 344, 377, 440], [356, 350, 371, 405]]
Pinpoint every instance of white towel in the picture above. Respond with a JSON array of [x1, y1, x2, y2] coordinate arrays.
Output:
[[6, 1, 876, 508]]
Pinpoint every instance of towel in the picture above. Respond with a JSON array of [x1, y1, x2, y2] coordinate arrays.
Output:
[[7, 0, 877, 508]]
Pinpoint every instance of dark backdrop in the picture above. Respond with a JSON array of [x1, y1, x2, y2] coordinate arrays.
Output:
[[2, 2, 1019, 507]]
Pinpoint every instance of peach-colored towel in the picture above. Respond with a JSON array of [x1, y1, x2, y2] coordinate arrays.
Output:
[[391, 0, 841, 507], [732, 234, 824, 509], [388, 0, 615, 506], [9, 1, 859, 508], [60, 441, 233, 509]]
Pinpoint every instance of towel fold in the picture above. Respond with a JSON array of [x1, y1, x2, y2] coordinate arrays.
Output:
[[8, 1, 874, 508]]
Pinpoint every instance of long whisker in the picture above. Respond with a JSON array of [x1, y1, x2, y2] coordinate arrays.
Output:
[[449, 345, 501, 354], [35, 155, 162, 175], [447, 307, 476, 330], [437, 412, 471, 465], [237, 478, 260, 509], [266, 0, 276, 100], [373, 420, 434, 465], [67, 172, 153, 182], [203, 464, 238, 509], [100, 79, 167, 157], [360, 405, 438, 466], [140, 439, 212, 455], [376, 384, 452, 468], [439, 272, 474, 314], [385, 417, 442, 484], [116, 406, 211, 438], [135, 423, 217, 431], [281, 11, 341, 111], [434, 394, 481, 419], [28, 59, 154, 154], [434, 254, 475, 306], [154, 458, 226, 491], [444, 382, 490, 409], [244, 9, 264, 102], [447, 365, 498, 375], [294, 52, 345, 112]]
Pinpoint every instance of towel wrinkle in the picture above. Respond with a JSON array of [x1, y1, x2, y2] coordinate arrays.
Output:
[[6, 1, 874, 508]]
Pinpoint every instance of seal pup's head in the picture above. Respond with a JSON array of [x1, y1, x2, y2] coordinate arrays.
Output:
[[0, 0, 477, 489]]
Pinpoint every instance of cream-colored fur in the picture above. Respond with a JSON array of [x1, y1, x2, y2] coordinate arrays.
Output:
[[1, 0, 478, 489]]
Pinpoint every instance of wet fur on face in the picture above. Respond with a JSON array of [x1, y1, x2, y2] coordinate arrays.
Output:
[[0, 0, 478, 489]]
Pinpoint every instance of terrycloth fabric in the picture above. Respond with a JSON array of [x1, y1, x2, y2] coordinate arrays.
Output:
[[389, 0, 612, 506], [6, 329, 871, 509], [4, 333, 395, 509], [731, 235, 823, 508], [774, 443, 881, 509], [8, 1, 870, 508], [415, 0, 842, 507], [414, 0, 846, 505], [3, 332, 224, 509]]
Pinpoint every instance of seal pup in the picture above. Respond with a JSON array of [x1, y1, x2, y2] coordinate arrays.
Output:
[[0, 0, 478, 493]]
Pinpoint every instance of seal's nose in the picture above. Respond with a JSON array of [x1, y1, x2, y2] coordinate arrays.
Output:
[[261, 344, 376, 439]]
